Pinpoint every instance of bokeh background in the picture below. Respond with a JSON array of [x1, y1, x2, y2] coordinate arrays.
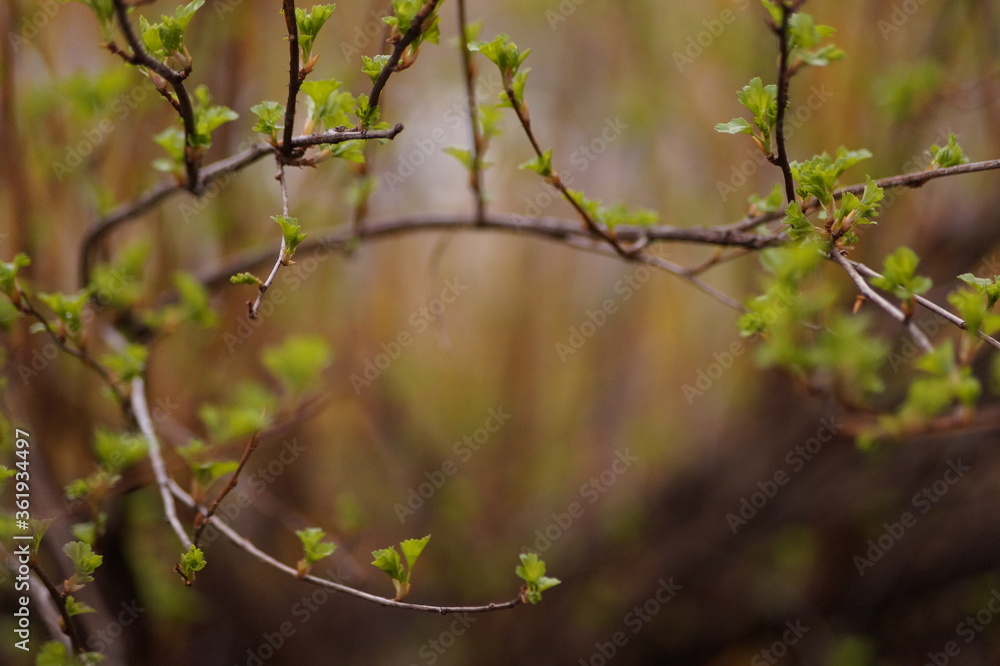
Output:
[[4, 0, 1000, 664]]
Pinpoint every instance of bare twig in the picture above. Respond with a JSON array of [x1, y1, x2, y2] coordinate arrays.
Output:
[[132, 373, 193, 548], [248, 163, 293, 320], [193, 430, 262, 548], [830, 249, 934, 353], [456, 0, 485, 223], [851, 259, 1000, 351], [169, 480, 521, 614], [79, 125, 404, 288]]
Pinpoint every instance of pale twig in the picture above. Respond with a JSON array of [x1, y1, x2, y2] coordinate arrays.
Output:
[[830, 250, 934, 353], [168, 480, 522, 614]]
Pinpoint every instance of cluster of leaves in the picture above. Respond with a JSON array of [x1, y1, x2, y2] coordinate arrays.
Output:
[[515, 552, 561, 605], [383, 0, 442, 70], [153, 85, 238, 174], [371, 535, 430, 601]]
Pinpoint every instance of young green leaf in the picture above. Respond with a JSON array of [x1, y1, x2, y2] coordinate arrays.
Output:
[[295, 527, 337, 577], [99, 344, 149, 382], [294, 5, 337, 62], [870, 247, 932, 301], [262, 336, 332, 396], [515, 552, 560, 604], [927, 133, 969, 170], [251, 101, 286, 143], [65, 595, 97, 617], [273, 215, 307, 263], [361, 54, 390, 84], [519, 149, 553, 178], [63, 541, 103, 591], [230, 272, 264, 288], [177, 544, 207, 585]]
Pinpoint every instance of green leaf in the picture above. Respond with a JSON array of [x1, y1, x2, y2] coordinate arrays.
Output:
[[173, 272, 217, 326], [783, 201, 816, 241], [0, 253, 30, 299], [261, 335, 332, 396], [93, 429, 147, 473], [294, 5, 337, 61], [65, 595, 97, 617], [230, 272, 263, 287], [519, 149, 553, 178], [749, 183, 785, 215], [251, 101, 286, 142], [178, 544, 207, 585], [958, 273, 1000, 309], [470, 34, 531, 84], [515, 552, 560, 604], [870, 247, 932, 300], [99, 344, 148, 382], [37, 289, 91, 337], [273, 215, 307, 262], [295, 527, 337, 577], [371, 546, 404, 582], [790, 147, 872, 205], [35, 639, 104, 666], [736, 77, 778, 134], [361, 54, 390, 84], [400, 535, 430, 572], [198, 383, 274, 442], [928, 133, 969, 170], [787, 12, 844, 67], [715, 118, 753, 135], [152, 126, 186, 174], [63, 541, 103, 587]]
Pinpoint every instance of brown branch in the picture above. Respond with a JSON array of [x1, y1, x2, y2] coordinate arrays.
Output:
[[456, 0, 485, 224], [281, 0, 303, 157], [110, 0, 200, 192], [369, 0, 443, 109], [79, 125, 404, 288], [772, 3, 797, 203], [170, 479, 522, 614], [29, 563, 86, 654], [193, 430, 263, 548]]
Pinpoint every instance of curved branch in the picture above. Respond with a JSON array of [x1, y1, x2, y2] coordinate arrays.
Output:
[[369, 0, 443, 109], [168, 480, 522, 615]]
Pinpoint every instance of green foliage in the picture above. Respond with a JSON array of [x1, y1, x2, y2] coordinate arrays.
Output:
[[189, 85, 239, 150], [362, 54, 390, 84], [177, 439, 238, 502], [152, 126, 186, 174], [875, 62, 944, 120], [177, 544, 207, 585], [250, 101, 286, 143], [948, 278, 1000, 337], [35, 640, 104, 665], [295, 527, 337, 578], [99, 344, 148, 383], [0, 253, 30, 302], [93, 429, 147, 473], [37, 288, 91, 339], [927, 133, 969, 170], [138, 0, 205, 64], [294, 5, 336, 62], [715, 77, 777, 155], [790, 147, 872, 206], [273, 215, 307, 264], [371, 535, 430, 600], [385, 0, 441, 48], [354, 93, 386, 130], [565, 190, 658, 229], [471, 34, 530, 101], [261, 336, 332, 397], [230, 272, 264, 287], [198, 383, 274, 442], [786, 12, 844, 68], [749, 183, 785, 215], [519, 149, 553, 179], [870, 247, 932, 301], [63, 541, 103, 591], [65, 595, 97, 617], [958, 273, 1000, 310], [172, 272, 218, 327], [831, 177, 883, 239], [515, 553, 560, 605], [88, 242, 148, 309]]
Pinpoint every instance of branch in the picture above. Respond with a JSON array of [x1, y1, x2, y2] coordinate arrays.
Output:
[[829, 249, 934, 353], [109, 0, 200, 191], [79, 125, 404, 288], [193, 430, 262, 548], [281, 0, 303, 157], [851, 259, 1000, 352], [455, 0, 485, 223], [772, 4, 796, 203], [369, 0, 443, 109], [29, 563, 85, 654], [169, 480, 522, 614], [132, 373, 193, 548]]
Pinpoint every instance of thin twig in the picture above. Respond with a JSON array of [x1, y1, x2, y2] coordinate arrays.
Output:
[[369, 0, 443, 109], [169, 480, 522, 614], [830, 249, 934, 353], [79, 125, 404, 288], [193, 430, 263, 548], [132, 373, 193, 548], [772, 3, 797, 203], [248, 163, 292, 319], [851, 259, 1000, 351], [456, 0, 485, 223]]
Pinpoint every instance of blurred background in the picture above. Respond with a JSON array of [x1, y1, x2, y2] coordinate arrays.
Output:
[[3, 0, 1000, 664]]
